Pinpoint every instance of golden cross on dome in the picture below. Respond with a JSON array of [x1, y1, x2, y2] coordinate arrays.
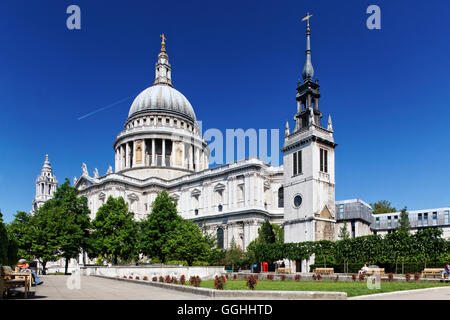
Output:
[[301, 13, 313, 26], [160, 33, 167, 51]]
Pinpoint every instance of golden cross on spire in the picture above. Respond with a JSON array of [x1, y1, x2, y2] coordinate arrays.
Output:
[[160, 33, 167, 51], [301, 13, 313, 26]]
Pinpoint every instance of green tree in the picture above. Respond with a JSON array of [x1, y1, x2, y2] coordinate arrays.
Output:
[[6, 211, 34, 261], [272, 224, 284, 243], [338, 222, 350, 240], [398, 206, 411, 233], [163, 220, 210, 266], [258, 220, 276, 244], [223, 237, 244, 271], [28, 204, 61, 274], [371, 200, 397, 214], [46, 179, 91, 274], [313, 240, 335, 268], [138, 191, 182, 263], [0, 211, 9, 265], [335, 238, 353, 273], [90, 196, 137, 265]]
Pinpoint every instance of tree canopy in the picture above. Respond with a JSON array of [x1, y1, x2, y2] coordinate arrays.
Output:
[[371, 200, 397, 214], [89, 196, 137, 265]]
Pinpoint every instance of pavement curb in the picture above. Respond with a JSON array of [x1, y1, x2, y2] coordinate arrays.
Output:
[[349, 286, 450, 300], [93, 275, 347, 300]]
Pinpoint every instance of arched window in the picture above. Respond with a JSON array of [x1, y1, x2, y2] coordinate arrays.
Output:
[[217, 228, 224, 249], [278, 187, 284, 208]]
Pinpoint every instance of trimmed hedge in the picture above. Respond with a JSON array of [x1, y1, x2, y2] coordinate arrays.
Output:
[[309, 262, 448, 274]]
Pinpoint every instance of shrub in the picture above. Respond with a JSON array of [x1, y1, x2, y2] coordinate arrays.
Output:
[[123, 275, 127, 279], [192, 261, 210, 266], [180, 275, 186, 285], [312, 273, 322, 281], [295, 274, 301, 281], [352, 274, 357, 281], [143, 276, 148, 281], [152, 276, 157, 282], [246, 275, 258, 290], [165, 275, 172, 283], [359, 273, 365, 282], [405, 273, 411, 282], [334, 275, 339, 282], [165, 260, 188, 266], [225, 274, 229, 280], [414, 272, 420, 281], [135, 276, 140, 280], [233, 274, 237, 280], [159, 276, 164, 282], [214, 276, 226, 290], [388, 273, 394, 282], [172, 277, 178, 284], [267, 274, 274, 280], [190, 276, 201, 287], [128, 276, 133, 279]]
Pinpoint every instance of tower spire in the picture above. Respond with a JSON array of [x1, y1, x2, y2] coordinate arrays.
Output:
[[301, 13, 314, 81], [154, 33, 173, 87]]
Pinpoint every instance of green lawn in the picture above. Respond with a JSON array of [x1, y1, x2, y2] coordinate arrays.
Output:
[[196, 279, 450, 297]]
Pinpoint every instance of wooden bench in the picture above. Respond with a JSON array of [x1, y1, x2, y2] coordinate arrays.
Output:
[[0, 266, 32, 299], [422, 268, 445, 278], [313, 268, 334, 275], [365, 268, 385, 276], [275, 267, 291, 274]]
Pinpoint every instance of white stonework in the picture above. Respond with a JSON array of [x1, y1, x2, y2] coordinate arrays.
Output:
[[31, 32, 450, 272], [32, 154, 58, 212]]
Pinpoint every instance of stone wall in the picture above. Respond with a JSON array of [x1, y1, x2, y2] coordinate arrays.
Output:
[[81, 265, 225, 280]]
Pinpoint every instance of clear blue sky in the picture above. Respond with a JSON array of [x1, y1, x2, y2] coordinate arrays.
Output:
[[1, 0, 450, 222]]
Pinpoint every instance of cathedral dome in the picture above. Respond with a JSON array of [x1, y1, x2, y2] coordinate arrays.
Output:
[[128, 84, 196, 122]]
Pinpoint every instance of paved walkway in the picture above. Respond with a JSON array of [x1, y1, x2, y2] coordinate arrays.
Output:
[[350, 286, 450, 300], [19, 275, 207, 300]]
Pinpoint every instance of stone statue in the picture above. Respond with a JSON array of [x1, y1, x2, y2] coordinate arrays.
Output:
[[82, 163, 88, 176], [94, 168, 99, 179], [309, 107, 315, 126], [106, 165, 113, 174]]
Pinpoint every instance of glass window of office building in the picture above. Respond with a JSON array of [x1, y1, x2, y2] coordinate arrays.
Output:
[[388, 216, 392, 228], [424, 213, 428, 226], [339, 204, 344, 219], [376, 217, 380, 229], [432, 212, 437, 226], [418, 213, 422, 226], [445, 211, 449, 225]]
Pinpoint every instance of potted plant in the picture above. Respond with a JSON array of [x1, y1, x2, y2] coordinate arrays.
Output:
[[295, 274, 301, 281]]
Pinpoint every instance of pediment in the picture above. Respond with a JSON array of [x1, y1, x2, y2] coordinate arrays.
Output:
[[214, 183, 226, 192], [318, 206, 333, 220]]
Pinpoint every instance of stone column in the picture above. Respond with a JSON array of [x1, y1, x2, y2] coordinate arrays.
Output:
[[132, 140, 136, 168], [115, 149, 118, 172], [162, 139, 166, 167], [141, 139, 146, 166], [189, 145, 194, 171], [182, 143, 186, 169], [152, 139, 156, 166], [227, 177, 233, 210], [125, 143, 130, 168], [195, 147, 200, 171], [244, 173, 250, 205]]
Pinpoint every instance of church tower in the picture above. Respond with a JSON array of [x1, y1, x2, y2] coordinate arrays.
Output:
[[282, 16, 337, 250], [32, 154, 58, 212]]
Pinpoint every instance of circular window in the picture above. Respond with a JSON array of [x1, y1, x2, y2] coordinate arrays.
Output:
[[294, 195, 303, 208]]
